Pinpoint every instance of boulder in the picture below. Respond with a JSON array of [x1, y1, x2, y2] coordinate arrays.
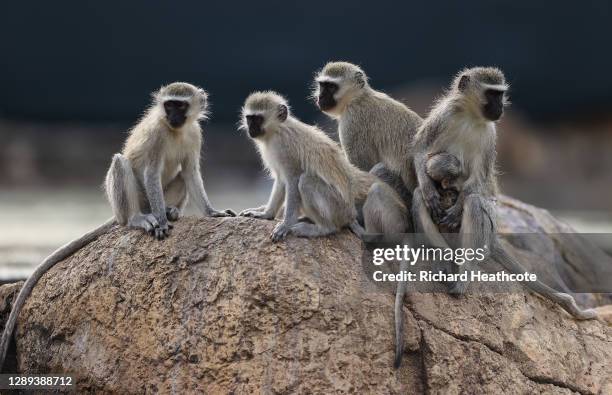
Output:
[[1, 196, 610, 394]]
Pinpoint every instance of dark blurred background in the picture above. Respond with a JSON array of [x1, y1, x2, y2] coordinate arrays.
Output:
[[1, 1, 611, 279]]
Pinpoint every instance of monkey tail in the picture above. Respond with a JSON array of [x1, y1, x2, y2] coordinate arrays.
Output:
[[0, 218, 116, 372], [394, 259, 409, 369], [348, 220, 366, 239], [491, 242, 597, 320]]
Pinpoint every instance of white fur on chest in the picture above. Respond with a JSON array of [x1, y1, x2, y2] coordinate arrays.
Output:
[[433, 116, 494, 179], [162, 124, 201, 181]]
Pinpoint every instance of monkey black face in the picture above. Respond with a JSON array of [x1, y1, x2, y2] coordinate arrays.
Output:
[[317, 81, 339, 111], [164, 100, 189, 128], [482, 89, 505, 121], [246, 114, 265, 138]]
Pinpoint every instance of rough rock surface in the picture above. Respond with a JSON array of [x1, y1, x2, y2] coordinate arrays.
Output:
[[1, 196, 611, 394]]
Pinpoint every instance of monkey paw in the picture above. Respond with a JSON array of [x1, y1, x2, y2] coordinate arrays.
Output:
[[423, 188, 444, 222], [271, 223, 290, 242], [154, 221, 172, 240], [210, 208, 236, 217], [166, 206, 181, 222], [447, 280, 469, 297], [439, 205, 463, 230], [239, 209, 274, 220]]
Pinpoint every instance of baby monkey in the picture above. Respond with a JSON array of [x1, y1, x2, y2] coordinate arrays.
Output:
[[425, 153, 461, 233], [238, 91, 409, 241]]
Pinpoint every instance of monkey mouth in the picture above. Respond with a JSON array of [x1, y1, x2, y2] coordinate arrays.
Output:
[[248, 128, 265, 138], [317, 96, 336, 112]]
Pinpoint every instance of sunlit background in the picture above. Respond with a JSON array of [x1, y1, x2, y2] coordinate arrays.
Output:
[[1, 1, 611, 281]]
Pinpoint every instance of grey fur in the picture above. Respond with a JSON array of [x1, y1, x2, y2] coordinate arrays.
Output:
[[314, 62, 423, 206], [0, 82, 235, 372], [315, 63, 422, 369], [238, 91, 409, 242], [105, 82, 234, 241], [412, 67, 596, 319]]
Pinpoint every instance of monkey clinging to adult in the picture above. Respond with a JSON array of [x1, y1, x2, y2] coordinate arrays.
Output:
[[392, 67, 597, 369], [238, 91, 410, 241], [313, 61, 422, 209], [0, 82, 235, 371], [411, 67, 597, 312]]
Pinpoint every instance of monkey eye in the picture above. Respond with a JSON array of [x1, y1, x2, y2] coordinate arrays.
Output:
[[485, 89, 504, 98], [319, 81, 338, 94]]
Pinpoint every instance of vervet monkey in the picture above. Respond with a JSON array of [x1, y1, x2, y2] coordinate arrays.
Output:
[[0, 82, 234, 370], [106, 81, 235, 238], [393, 68, 597, 369], [313, 61, 422, 208], [412, 67, 596, 311], [237, 91, 409, 240]]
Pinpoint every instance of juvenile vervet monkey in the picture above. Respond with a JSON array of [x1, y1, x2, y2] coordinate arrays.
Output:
[[0, 82, 234, 371], [426, 153, 461, 210], [238, 91, 409, 240], [313, 61, 422, 208], [412, 67, 596, 312]]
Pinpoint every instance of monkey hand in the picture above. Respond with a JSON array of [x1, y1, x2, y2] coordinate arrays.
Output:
[[209, 208, 236, 217], [422, 185, 444, 222], [439, 203, 463, 230], [152, 217, 172, 240], [239, 208, 275, 220], [271, 222, 290, 242], [448, 280, 468, 297]]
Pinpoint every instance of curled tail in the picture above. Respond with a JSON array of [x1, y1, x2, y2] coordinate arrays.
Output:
[[492, 242, 597, 320], [0, 218, 115, 371]]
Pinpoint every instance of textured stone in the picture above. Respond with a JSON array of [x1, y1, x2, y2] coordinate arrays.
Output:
[[0, 196, 610, 394]]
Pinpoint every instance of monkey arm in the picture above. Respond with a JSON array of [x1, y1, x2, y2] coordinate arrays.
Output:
[[143, 159, 171, 239], [240, 179, 285, 219], [182, 156, 235, 218], [439, 170, 486, 230], [414, 152, 444, 222], [270, 175, 301, 242]]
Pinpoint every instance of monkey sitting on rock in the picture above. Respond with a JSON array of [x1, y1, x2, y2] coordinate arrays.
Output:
[[238, 91, 410, 241], [0, 82, 234, 371], [313, 61, 422, 209]]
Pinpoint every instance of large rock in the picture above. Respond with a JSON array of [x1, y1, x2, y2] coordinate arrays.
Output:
[[1, 196, 611, 394]]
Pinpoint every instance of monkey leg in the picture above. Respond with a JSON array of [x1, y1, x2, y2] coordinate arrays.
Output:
[[448, 194, 494, 296], [363, 182, 409, 235], [291, 174, 351, 238], [105, 154, 159, 234], [163, 172, 187, 221], [412, 188, 453, 249], [369, 163, 413, 211]]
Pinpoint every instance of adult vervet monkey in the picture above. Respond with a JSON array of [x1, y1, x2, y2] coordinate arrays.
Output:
[[313, 61, 422, 207], [412, 67, 596, 310], [393, 68, 597, 369], [238, 91, 409, 240], [0, 82, 234, 371]]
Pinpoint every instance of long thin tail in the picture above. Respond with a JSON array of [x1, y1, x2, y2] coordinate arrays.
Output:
[[492, 242, 597, 320], [394, 259, 409, 369], [349, 220, 366, 239], [0, 218, 116, 371]]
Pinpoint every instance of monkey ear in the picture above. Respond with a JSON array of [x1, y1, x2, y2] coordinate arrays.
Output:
[[277, 104, 288, 122], [458, 75, 470, 92], [354, 71, 366, 88]]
